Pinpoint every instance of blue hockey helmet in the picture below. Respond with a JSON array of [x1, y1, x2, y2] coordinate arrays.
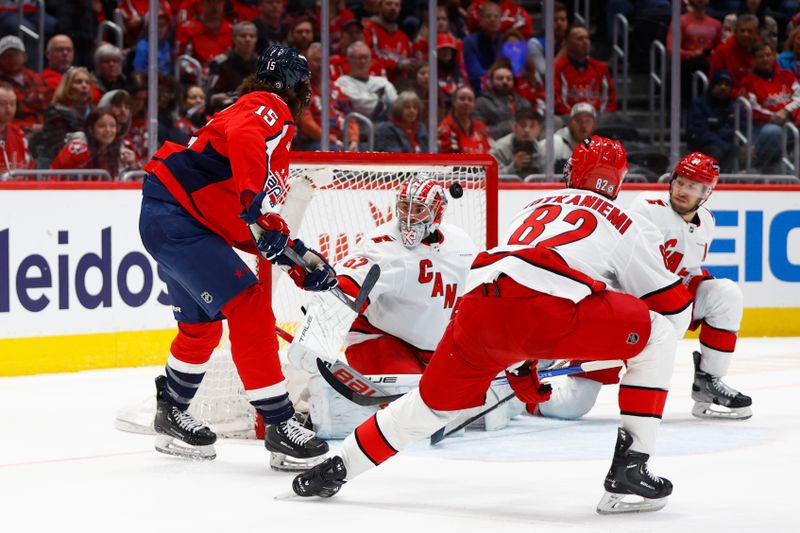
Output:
[[256, 45, 311, 92]]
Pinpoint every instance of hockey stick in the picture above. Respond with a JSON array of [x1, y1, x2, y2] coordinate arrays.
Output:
[[316, 357, 404, 406], [429, 359, 625, 445], [282, 246, 379, 313]]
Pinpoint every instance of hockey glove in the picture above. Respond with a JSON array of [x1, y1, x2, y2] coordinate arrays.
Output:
[[274, 239, 339, 292], [240, 190, 290, 261], [505, 360, 552, 404]]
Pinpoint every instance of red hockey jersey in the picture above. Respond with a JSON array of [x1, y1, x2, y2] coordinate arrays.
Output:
[[437, 115, 491, 155], [740, 68, 800, 123], [554, 57, 617, 115], [143, 91, 296, 253], [362, 18, 412, 81], [174, 18, 233, 64], [708, 38, 753, 88]]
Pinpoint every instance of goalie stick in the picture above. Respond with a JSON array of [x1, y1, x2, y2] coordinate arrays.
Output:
[[429, 359, 625, 445]]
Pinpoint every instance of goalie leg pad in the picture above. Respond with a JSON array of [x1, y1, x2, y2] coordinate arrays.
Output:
[[538, 377, 603, 420]]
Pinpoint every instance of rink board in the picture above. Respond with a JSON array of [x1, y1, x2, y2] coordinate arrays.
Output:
[[1, 182, 799, 376]]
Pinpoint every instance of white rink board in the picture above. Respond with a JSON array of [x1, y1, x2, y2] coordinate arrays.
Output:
[[1, 187, 799, 340]]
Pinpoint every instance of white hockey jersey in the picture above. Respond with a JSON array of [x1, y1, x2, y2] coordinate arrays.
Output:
[[629, 191, 714, 283], [467, 189, 688, 316], [336, 221, 478, 350]]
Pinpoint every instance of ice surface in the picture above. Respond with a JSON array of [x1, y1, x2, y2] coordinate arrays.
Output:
[[1, 338, 798, 532]]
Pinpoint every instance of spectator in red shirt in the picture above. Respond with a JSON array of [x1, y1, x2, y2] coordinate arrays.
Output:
[[741, 43, 800, 174], [287, 16, 315, 59], [362, 0, 416, 83], [668, 0, 721, 106], [709, 14, 758, 88], [0, 81, 34, 174], [252, 0, 289, 52], [175, 0, 234, 65], [330, 20, 387, 81], [437, 85, 491, 154], [554, 24, 617, 116], [51, 107, 139, 179], [41, 35, 75, 92], [466, 0, 534, 40], [0, 35, 50, 134]]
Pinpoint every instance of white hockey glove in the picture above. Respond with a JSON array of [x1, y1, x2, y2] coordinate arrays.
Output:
[[287, 293, 357, 374]]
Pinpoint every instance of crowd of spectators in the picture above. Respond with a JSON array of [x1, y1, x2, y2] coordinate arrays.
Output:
[[0, 0, 799, 181]]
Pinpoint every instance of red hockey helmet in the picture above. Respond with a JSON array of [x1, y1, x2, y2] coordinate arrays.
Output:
[[564, 136, 628, 199], [396, 175, 448, 248], [671, 152, 720, 189]]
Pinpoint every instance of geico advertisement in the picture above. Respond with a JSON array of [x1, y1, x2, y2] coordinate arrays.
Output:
[[499, 188, 800, 308], [0, 190, 174, 338]]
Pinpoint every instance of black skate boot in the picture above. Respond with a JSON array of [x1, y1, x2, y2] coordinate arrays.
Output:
[[691, 352, 752, 420], [596, 428, 673, 514], [265, 416, 329, 471], [153, 375, 217, 460], [292, 456, 347, 498]]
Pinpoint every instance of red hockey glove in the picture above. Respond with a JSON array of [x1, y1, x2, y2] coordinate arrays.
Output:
[[505, 360, 553, 404], [240, 190, 290, 261], [274, 239, 339, 292]]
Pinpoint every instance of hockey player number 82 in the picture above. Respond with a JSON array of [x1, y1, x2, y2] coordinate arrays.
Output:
[[508, 205, 598, 247]]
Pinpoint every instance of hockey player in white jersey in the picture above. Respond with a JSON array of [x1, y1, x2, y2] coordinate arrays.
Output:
[[289, 136, 694, 514], [538, 152, 752, 421], [288, 174, 477, 378]]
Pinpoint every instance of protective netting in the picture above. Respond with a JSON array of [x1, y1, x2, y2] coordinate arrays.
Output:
[[115, 157, 493, 438]]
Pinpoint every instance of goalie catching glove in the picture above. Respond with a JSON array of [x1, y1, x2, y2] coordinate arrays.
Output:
[[505, 360, 552, 404]]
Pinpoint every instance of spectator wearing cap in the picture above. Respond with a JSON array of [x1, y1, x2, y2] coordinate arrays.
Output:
[[740, 43, 800, 174], [37, 67, 95, 166], [42, 35, 76, 92], [333, 41, 398, 124], [330, 20, 387, 81], [463, 1, 502, 91], [363, 0, 416, 83], [490, 107, 544, 178], [434, 34, 468, 103], [175, 0, 233, 65], [708, 14, 758, 88], [667, 0, 722, 107], [93, 44, 128, 95], [208, 21, 258, 98], [548, 102, 598, 170], [0, 81, 34, 174], [438, 85, 492, 154], [554, 24, 617, 116], [474, 63, 532, 140], [687, 69, 737, 173], [527, 1, 568, 76], [132, 10, 173, 75], [374, 91, 429, 153], [778, 27, 800, 79], [252, 0, 289, 51], [0, 36, 50, 134]]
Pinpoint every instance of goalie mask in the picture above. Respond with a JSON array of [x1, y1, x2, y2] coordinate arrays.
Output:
[[396, 176, 448, 248]]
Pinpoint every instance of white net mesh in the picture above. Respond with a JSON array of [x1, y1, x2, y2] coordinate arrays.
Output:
[[116, 156, 494, 438]]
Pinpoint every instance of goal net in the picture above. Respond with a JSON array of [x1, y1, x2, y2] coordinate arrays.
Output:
[[115, 153, 497, 438]]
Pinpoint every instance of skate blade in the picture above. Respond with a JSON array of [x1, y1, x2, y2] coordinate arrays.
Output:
[[115, 418, 156, 435], [596, 492, 668, 515], [155, 435, 216, 461], [692, 402, 752, 420], [269, 452, 326, 472]]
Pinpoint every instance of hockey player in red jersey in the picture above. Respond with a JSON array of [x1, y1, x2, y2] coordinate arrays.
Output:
[[287, 175, 477, 377], [537, 153, 752, 422], [290, 137, 693, 514], [139, 45, 338, 470]]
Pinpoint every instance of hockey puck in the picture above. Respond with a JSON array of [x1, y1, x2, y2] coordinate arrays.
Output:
[[449, 182, 464, 198]]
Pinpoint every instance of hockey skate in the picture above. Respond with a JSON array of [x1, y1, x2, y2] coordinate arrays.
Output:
[[292, 456, 347, 498], [597, 428, 673, 515], [691, 352, 752, 420], [265, 415, 329, 471], [153, 376, 217, 460]]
